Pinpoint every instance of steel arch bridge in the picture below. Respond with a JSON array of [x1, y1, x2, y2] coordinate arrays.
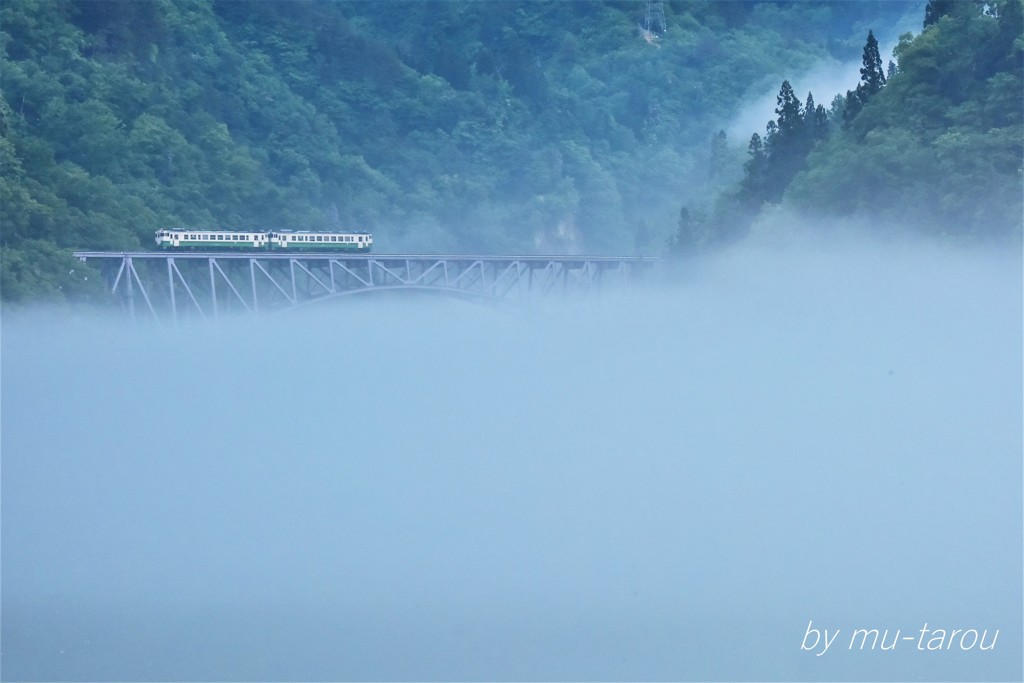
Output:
[[74, 252, 661, 322]]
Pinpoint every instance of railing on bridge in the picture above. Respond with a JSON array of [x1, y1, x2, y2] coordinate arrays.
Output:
[[74, 252, 661, 322]]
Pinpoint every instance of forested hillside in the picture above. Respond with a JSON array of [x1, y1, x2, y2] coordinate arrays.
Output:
[[673, 0, 1023, 251], [0, 0, 952, 302], [787, 0, 1023, 237]]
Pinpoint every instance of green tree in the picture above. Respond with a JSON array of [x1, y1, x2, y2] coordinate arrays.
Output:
[[844, 30, 887, 126], [860, 30, 887, 96], [741, 132, 768, 205]]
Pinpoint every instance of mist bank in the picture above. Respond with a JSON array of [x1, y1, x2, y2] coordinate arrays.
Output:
[[2, 236, 1021, 681]]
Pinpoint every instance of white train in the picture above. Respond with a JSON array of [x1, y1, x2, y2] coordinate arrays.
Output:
[[155, 229, 373, 252]]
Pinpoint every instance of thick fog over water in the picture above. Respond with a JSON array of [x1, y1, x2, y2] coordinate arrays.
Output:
[[2, 238, 1021, 681]]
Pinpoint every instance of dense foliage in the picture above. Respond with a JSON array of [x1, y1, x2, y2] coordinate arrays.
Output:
[[0, 1, 938, 301], [786, 0, 1024, 238], [676, 0, 1023, 252]]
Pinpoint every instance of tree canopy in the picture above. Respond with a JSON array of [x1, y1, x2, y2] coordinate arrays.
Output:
[[675, 0, 1023, 252]]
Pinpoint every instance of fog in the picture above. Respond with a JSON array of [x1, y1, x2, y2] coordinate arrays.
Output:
[[725, 19, 917, 145], [2, 236, 1021, 681], [725, 56, 861, 143]]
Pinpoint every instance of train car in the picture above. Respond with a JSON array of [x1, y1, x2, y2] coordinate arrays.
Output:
[[155, 229, 373, 252], [268, 230, 372, 252], [156, 229, 269, 250]]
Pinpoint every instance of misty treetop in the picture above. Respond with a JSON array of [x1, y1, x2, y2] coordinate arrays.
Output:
[[681, 0, 1023, 252]]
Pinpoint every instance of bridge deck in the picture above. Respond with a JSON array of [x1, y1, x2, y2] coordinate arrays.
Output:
[[75, 251, 660, 262]]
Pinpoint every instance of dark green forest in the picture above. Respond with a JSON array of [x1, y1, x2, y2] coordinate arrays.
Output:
[[1, 0, 1020, 302]]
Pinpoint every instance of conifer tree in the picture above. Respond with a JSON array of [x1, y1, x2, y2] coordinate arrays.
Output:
[[860, 30, 887, 97], [843, 30, 888, 127], [708, 129, 729, 183], [741, 133, 768, 202], [804, 92, 829, 143], [842, 86, 864, 126], [813, 104, 829, 140], [763, 120, 779, 159], [671, 206, 708, 254], [775, 80, 804, 140]]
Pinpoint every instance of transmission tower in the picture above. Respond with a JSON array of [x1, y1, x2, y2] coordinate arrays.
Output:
[[643, 0, 665, 36]]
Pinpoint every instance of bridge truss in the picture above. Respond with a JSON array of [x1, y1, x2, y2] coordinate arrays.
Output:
[[74, 252, 661, 322]]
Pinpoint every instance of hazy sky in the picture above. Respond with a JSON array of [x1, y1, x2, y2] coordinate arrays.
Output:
[[2, 235, 1021, 681]]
